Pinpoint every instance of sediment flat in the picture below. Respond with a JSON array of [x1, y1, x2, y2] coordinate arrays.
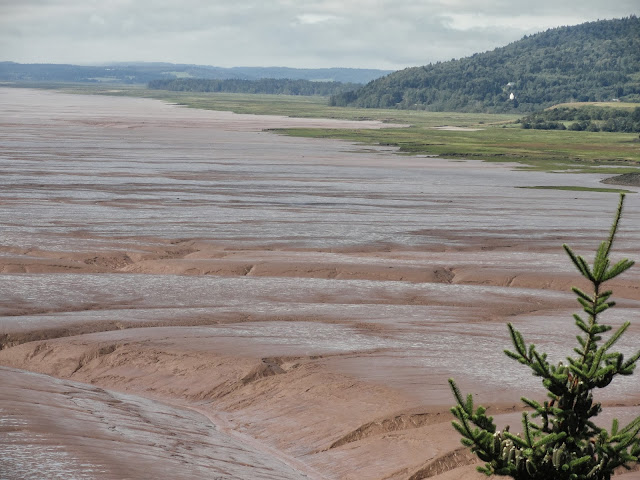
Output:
[[1, 88, 639, 479]]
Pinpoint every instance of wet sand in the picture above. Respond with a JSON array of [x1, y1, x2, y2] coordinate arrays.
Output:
[[1, 87, 640, 479]]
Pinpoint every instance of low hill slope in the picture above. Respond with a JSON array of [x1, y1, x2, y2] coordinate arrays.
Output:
[[331, 16, 640, 113]]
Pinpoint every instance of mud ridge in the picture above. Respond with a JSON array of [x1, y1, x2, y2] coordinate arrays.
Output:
[[71, 344, 119, 374], [328, 411, 447, 450], [0, 322, 130, 351], [407, 447, 478, 479], [1, 327, 97, 352], [83, 254, 134, 270], [241, 357, 288, 384], [190, 357, 301, 402]]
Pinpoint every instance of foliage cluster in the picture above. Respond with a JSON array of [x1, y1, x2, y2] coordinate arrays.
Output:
[[520, 106, 640, 133], [148, 78, 361, 96], [331, 17, 640, 113], [450, 195, 640, 479]]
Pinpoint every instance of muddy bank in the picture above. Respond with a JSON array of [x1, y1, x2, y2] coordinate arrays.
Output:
[[0, 366, 315, 480], [1, 88, 640, 480], [603, 172, 640, 187]]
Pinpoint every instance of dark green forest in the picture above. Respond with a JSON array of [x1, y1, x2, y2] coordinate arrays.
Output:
[[148, 78, 361, 96], [518, 105, 640, 132], [331, 16, 640, 113]]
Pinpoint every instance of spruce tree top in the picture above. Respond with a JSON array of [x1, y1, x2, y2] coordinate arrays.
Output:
[[449, 194, 640, 479]]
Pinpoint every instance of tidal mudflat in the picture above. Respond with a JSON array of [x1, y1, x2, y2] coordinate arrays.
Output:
[[1, 88, 640, 479]]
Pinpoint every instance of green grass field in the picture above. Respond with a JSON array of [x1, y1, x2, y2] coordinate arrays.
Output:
[[276, 126, 640, 173], [549, 101, 640, 110], [7, 82, 640, 174]]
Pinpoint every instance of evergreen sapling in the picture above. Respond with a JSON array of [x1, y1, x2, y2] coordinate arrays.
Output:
[[449, 194, 640, 479]]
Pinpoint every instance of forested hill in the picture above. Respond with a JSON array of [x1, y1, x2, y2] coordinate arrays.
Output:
[[330, 16, 640, 113]]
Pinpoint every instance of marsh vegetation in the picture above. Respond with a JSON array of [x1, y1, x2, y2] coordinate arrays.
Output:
[[8, 82, 640, 174]]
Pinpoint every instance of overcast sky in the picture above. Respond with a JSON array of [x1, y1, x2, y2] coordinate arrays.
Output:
[[1, 1, 638, 70]]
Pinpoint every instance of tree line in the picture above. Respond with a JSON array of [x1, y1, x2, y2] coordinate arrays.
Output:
[[518, 106, 640, 132], [148, 78, 361, 96]]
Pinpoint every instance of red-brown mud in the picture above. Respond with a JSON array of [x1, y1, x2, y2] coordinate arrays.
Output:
[[1, 88, 640, 479]]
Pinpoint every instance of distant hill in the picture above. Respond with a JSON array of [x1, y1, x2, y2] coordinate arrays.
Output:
[[148, 78, 361, 96], [223, 67, 394, 84], [330, 16, 640, 113], [0, 62, 392, 85]]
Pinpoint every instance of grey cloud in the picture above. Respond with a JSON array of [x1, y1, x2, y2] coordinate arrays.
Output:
[[0, 0, 637, 69]]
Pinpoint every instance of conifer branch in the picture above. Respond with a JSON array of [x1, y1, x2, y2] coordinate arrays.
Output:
[[449, 194, 639, 479]]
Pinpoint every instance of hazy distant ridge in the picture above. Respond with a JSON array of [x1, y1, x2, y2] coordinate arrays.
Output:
[[0, 62, 393, 85], [330, 16, 640, 112], [148, 78, 362, 96]]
